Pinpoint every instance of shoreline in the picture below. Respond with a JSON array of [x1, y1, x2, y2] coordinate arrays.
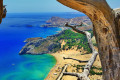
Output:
[[45, 49, 81, 80], [45, 48, 102, 80], [44, 53, 58, 80]]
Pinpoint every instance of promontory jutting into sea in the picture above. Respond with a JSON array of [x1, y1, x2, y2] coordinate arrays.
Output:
[[0, 12, 85, 80]]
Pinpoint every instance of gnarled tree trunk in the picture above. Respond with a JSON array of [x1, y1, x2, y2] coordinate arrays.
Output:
[[0, 0, 3, 23], [57, 0, 120, 80], [0, 0, 7, 24]]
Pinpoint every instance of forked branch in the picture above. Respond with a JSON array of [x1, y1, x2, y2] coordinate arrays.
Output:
[[59, 23, 98, 80]]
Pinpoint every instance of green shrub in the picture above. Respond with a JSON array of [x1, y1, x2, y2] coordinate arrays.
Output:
[[57, 29, 92, 53]]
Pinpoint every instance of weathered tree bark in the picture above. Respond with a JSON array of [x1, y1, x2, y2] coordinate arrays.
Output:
[[0, 0, 3, 23], [0, 0, 7, 24], [57, 0, 120, 80]]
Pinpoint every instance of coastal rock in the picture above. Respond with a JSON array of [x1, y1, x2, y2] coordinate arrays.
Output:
[[42, 16, 92, 31], [19, 31, 65, 55], [19, 29, 92, 55]]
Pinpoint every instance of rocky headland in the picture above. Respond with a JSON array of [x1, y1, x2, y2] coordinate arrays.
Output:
[[19, 29, 92, 55], [19, 29, 102, 80], [41, 16, 93, 31], [19, 31, 63, 55], [19, 16, 102, 80], [19, 15, 94, 55]]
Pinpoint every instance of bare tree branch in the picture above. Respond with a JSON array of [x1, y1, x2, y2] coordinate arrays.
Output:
[[83, 51, 98, 76], [63, 57, 88, 63], [57, 23, 98, 80], [65, 22, 86, 35], [65, 22, 95, 52], [57, 64, 69, 80], [63, 72, 79, 77], [66, 23, 98, 75]]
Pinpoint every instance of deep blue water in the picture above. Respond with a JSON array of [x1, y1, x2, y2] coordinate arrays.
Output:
[[0, 12, 85, 80]]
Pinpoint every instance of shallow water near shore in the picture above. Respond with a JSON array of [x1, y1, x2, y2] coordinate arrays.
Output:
[[1, 54, 56, 80], [0, 13, 84, 80]]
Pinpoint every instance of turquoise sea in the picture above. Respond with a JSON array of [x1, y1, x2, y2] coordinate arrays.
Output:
[[0, 12, 85, 80]]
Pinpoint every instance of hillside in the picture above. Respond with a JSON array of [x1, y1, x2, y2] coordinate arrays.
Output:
[[19, 29, 93, 55], [41, 16, 93, 31]]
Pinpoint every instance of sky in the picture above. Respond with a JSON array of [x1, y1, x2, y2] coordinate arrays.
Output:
[[3, 0, 120, 13]]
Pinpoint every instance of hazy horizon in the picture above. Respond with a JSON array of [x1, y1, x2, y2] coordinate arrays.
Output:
[[6, 11, 79, 13], [3, 0, 120, 13]]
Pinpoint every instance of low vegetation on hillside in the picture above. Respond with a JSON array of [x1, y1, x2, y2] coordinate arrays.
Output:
[[56, 29, 93, 53], [19, 29, 95, 55]]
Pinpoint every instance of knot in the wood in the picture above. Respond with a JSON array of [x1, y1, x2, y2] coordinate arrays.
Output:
[[102, 27, 109, 34]]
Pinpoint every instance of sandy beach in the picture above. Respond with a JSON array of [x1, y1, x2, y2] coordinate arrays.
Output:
[[45, 46, 102, 80]]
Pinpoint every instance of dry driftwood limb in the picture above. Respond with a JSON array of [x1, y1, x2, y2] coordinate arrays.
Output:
[[57, 64, 69, 80], [63, 57, 88, 63], [65, 22, 95, 52], [63, 72, 79, 77], [65, 22, 86, 35], [58, 23, 98, 80]]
